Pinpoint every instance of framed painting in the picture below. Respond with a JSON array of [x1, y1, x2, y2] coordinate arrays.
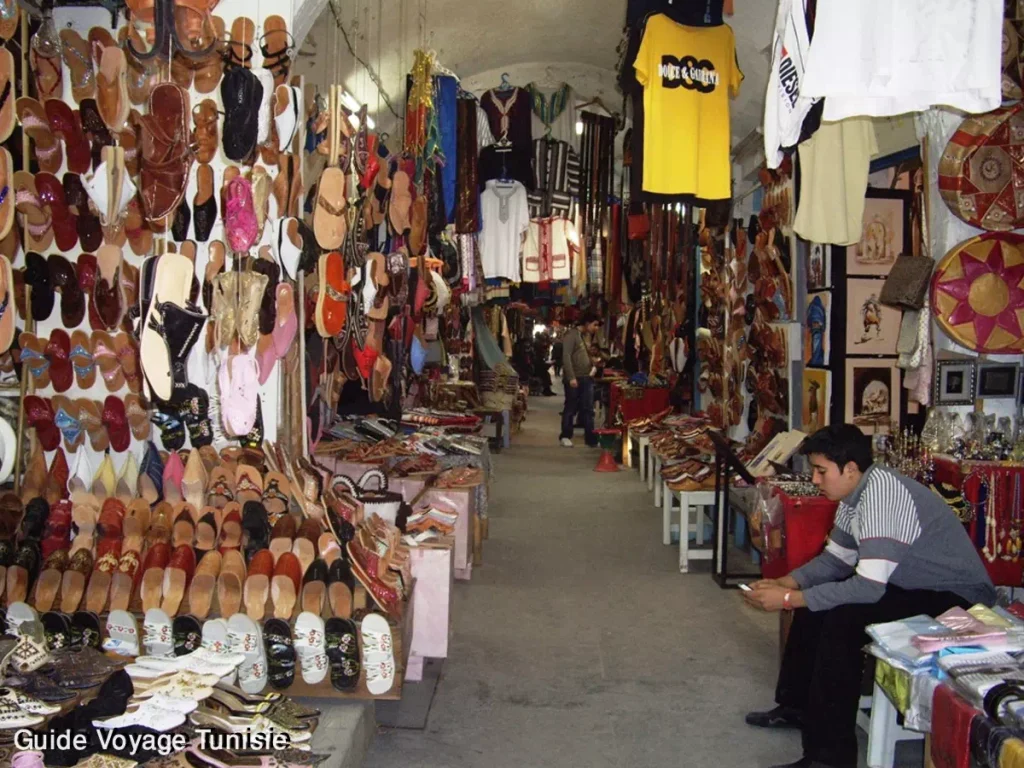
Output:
[[801, 368, 831, 433], [976, 362, 1019, 400], [934, 360, 977, 406], [807, 242, 831, 291], [846, 278, 902, 356], [848, 190, 911, 277], [804, 292, 830, 367], [845, 359, 899, 435]]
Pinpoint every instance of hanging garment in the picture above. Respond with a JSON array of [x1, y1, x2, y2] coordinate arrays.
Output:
[[634, 15, 743, 199], [481, 87, 533, 146], [528, 138, 581, 219], [763, 0, 815, 169], [792, 117, 878, 245], [801, 0, 1002, 121], [456, 97, 481, 233], [436, 75, 458, 223], [478, 144, 534, 191], [478, 180, 530, 281], [522, 217, 579, 283], [930, 684, 975, 768], [527, 82, 578, 148]]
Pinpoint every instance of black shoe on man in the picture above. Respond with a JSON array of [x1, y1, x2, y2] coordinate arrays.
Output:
[[745, 705, 803, 729]]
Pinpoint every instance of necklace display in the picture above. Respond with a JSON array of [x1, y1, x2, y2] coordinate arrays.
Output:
[[983, 477, 998, 563]]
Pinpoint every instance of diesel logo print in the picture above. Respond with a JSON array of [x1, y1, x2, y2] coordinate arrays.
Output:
[[659, 55, 719, 92]]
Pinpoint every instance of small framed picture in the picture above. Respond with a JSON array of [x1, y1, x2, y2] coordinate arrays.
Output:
[[976, 362, 1020, 400], [934, 360, 977, 406]]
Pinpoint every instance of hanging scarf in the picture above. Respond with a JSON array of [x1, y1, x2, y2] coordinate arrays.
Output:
[[436, 75, 458, 224], [931, 684, 975, 768], [455, 97, 481, 233]]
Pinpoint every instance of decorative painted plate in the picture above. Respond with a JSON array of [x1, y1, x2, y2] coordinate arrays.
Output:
[[931, 232, 1024, 353]]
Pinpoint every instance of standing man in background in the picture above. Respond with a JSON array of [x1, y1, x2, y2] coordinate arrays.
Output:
[[560, 313, 600, 448]]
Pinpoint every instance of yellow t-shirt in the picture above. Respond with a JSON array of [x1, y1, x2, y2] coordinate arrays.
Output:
[[634, 16, 743, 200]]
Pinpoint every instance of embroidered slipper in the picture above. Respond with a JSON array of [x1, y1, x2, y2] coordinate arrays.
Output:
[[325, 617, 359, 691], [142, 606, 174, 659], [102, 608, 140, 657], [360, 612, 395, 695], [262, 617, 295, 690], [5, 618, 50, 673], [294, 611, 327, 685], [227, 613, 266, 694]]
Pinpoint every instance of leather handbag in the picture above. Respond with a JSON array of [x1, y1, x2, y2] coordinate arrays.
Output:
[[879, 253, 934, 310], [938, 102, 1024, 230]]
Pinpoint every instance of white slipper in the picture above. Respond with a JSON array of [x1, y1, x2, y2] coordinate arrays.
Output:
[[201, 618, 238, 685], [360, 613, 395, 695], [0, 418, 15, 485], [93, 700, 186, 732], [274, 84, 297, 152], [4, 620, 49, 673], [255, 69, 274, 146], [134, 671, 217, 702], [273, 217, 301, 281], [138, 693, 200, 714], [0, 697, 44, 729], [5, 602, 37, 635], [103, 610, 140, 657], [228, 614, 266, 694], [294, 611, 327, 685], [142, 608, 174, 658]]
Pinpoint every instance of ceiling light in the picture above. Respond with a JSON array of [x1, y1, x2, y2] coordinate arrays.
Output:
[[575, 120, 584, 136], [348, 112, 377, 130]]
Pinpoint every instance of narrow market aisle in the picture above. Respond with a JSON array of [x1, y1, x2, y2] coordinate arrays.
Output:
[[364, 395, 788, 768]]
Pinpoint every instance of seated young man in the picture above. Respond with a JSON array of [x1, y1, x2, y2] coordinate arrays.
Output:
[[743, 423, 995, 768]]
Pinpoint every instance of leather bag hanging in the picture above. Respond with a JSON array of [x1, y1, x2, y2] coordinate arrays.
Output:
[[938, 102, 1024, 231]]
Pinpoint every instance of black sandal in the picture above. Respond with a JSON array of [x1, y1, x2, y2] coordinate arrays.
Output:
[[40, 612, 71, 653], [151, 406, 186, 451], [258, 30, 294, 83], [177, 384, 213, 448], [172, 615, 202, 656], [263, 618, 296, 690], [71, 610, 102, 649], [325, 618, 359, 691]]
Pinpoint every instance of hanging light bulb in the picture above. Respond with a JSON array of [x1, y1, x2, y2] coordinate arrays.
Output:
[[32, 9, 60, 57], [575, 119, 584, 136]]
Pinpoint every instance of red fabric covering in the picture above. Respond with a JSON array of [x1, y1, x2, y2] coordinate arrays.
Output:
[[606, 382, 671, 427], [931, 684, 976, 768]]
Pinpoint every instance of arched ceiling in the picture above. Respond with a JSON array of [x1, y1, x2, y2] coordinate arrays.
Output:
[[292, 0, 774, 149]]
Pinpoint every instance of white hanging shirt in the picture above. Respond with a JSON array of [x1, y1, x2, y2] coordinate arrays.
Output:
[[801, 0, 1002, 121], [763, 0, 815, 169], [793, 117, 878, 246], [521, 217, 578, 283], [479, 180, 530, 282]]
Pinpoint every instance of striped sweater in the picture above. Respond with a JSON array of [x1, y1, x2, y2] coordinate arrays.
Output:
[[792, 465, 996, 611]]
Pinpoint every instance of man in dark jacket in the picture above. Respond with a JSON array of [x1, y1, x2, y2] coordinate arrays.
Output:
[[560, 313, 601, 447]]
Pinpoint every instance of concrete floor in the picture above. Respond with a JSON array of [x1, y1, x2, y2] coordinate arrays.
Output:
[[362, 393, 813, 768]]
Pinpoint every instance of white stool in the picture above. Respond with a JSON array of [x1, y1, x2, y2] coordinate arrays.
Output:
[[653, 456, 663, 509], [637, 435, 650, 484], [662, 487, 716, 569], [856, 684, 923, 768]]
